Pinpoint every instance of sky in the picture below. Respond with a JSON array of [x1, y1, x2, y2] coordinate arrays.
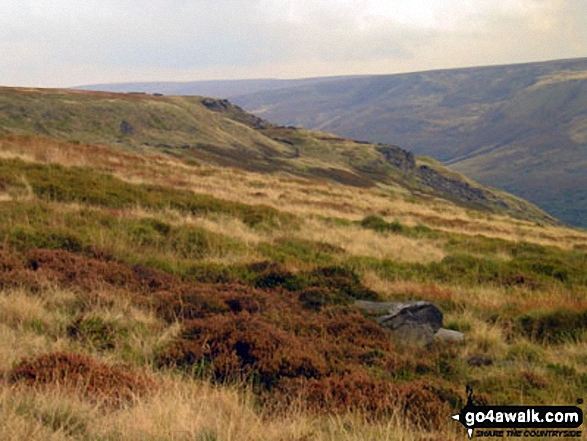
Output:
[[1, 0, 586, 88]]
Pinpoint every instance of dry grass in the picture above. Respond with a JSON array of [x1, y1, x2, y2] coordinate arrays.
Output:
[[95, 377, 459, 441], [3, 134, 586, 251], [0, 377, 461, 441], [0, 288, 75, 372], [298, 218, 445, 263], [0, 283, 179, 372], [0, 325, 69, 374], [0, 290, 56, 331], [363, 274, 587, 314], [1, 134, 587, 440], [126, 206, 446, 264]]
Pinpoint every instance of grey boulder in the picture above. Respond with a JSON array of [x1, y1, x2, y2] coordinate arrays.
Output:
[[434, 328, 465, 342], [355, 300, 444, 345]]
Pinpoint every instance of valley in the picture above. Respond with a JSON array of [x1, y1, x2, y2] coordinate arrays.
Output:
[[0, 87, 586, 440]]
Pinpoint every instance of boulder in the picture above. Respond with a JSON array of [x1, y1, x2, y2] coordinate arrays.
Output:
[[355, 300, 444, 345], [435, 328, 465, 342]]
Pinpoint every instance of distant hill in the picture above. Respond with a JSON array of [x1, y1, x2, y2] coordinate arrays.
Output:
[[74, 77, 346, 100], [233, 58, 587, 228], [0, 87, 554, 224], [78, 58, 587, 228]]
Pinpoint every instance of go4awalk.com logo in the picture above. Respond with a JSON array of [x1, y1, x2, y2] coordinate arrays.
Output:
[[451, 387, 584, 439]]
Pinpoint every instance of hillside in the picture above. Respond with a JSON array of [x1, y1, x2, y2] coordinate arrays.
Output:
[[232, 58, 587, 228], [90, 59, 587, 227], [0, 87, 586, 440], [0, 87, 553, 224]]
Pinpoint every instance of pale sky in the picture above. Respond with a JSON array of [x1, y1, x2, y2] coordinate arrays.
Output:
[[1, 0, 586, 87]]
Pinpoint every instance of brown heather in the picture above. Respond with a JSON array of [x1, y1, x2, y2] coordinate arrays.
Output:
[[9, 352, 155, 406], [0, 117, 586, 440], [1, 247, 459, 420]]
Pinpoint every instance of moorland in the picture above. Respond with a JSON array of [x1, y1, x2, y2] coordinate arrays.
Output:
[[0, 87, 586, 440], [86, 58, 587, 228]]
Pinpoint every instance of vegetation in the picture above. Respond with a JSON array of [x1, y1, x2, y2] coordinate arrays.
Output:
[[0, 88, 586, 440], [0, 86, 556, 224], [231, 58, 587, 228]]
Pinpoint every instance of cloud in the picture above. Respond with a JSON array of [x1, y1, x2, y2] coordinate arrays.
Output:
[[0, 0, 585, 87]]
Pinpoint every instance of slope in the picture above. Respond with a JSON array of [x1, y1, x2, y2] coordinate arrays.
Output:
[[228, 58, 587, 228], [0, 86, 554, 224], [0, 87, 587, 440]]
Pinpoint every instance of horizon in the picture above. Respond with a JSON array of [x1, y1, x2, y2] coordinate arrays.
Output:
[[69, 56, 587, 88], [3, 0, 586, 88]]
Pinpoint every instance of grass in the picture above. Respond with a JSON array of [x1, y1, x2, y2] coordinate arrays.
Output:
[[2, 134, 585, 251], [0, 376, 465, 441], [0, 85, 561, 224], [0, 126, 586, 439], [231, 59, 587, 227], [0, 158, 293, 229]]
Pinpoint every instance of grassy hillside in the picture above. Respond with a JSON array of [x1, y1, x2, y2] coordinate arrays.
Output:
[[228, 58, 587, 228], [0, 86, 554, 225], [0, 88, 586, 440]]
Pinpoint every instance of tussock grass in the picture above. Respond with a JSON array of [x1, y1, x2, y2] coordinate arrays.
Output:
[[0, 377, 461, 441], [298, 217, 445, 264], [0, 134, 586, 440], [0, 289, 63, 334], [0, 325, 68, 373], [3, 134, 586, 250]]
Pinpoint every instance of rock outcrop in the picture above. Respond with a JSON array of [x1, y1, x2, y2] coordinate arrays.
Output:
[[376, 144, 416, 173], [355, 300, 464, 345]]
